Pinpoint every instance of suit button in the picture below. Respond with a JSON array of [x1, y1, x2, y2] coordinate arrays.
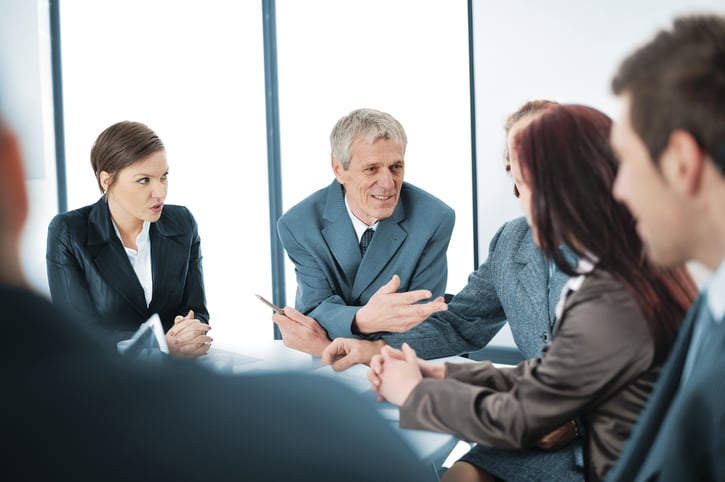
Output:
[[542, 333, 550, 343]]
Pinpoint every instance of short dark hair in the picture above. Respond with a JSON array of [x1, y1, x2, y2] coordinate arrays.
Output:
[[612, 14, 725, 173], [515, 104, 697, 361], [90, 121, 165, 193]]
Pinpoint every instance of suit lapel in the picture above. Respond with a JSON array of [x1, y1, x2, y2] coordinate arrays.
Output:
[[149, 212, 187, 313], [665, 295, 705, 385], [514, 234, 552, 327], [351, 215, 407, 299], [87, 199, 147, 319], [321, 183, 362, 289], [634, 295, 706, 480], [321, 181, 408, 300]]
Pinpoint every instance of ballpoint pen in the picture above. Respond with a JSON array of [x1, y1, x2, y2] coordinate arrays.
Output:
[[255, 294, 286, 315]]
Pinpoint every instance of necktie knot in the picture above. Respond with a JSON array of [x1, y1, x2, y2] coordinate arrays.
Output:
[[360, 228, 375, 256]]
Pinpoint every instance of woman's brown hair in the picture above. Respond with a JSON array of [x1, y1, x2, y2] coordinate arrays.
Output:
[[514, 104, 697, 361], [90, 121, 165, 193]]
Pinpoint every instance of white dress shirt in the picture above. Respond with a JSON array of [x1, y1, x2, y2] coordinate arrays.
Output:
[[706, 257, 725, 322], [344, 197, 378, 242]]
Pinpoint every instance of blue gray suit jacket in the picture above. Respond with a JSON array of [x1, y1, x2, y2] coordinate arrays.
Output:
[[605, 294, 725, 482], [277, 180, 455, 340], [384, 216, 572, 360]]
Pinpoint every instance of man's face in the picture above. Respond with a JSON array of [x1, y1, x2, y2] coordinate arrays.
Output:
[[611, 93, 690, 267], [333, 137, 404, 226]]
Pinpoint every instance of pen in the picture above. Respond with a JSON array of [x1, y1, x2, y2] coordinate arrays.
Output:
[[255, 294, 285, 315]]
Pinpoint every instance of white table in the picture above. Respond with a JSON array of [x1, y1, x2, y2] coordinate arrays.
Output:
[[199, 340, 463, 472]]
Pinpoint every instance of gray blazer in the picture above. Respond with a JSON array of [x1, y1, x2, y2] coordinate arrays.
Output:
[[277, 180, 455, 340], [605, 295, 725, 482], [384, 217, 571, 359], [400, 271, 661, 482]]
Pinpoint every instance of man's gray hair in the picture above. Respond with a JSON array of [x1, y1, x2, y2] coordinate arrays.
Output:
[[329, 108, 407, 169]]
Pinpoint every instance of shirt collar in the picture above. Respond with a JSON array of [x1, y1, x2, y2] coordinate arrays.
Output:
[[564, 256, 596, 292], [706, 258, 725, 323], [112, 220, 151, 252], [344, 196, 378, 240]]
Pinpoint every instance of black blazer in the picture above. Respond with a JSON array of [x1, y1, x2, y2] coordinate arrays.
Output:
[[46, 197, 209, 342]]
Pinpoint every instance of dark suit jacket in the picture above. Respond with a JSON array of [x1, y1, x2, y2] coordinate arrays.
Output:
[[384, 217, 572, 359], [46, 197, 209, 342], [277, 180, 455, 339], [3, 283, 436, 482], [401, 271, 660, 482], [605, 295, 725, 482]]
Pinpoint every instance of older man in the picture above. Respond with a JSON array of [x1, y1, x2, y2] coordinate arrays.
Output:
[[274, 108, 454, 356]]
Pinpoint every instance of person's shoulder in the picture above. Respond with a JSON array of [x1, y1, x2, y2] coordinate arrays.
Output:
[[161, 204, 194, 220], [401, 182, 454, 214], [577, 270, 625, 297], [279, 182, 335, 225], [565, 271, 658, 364], [48, 201, 97, 234], [490, 216, 531, 248], [3, 283, 54, 320], [572, 270, 646, 330], [500, 216, 530, 236], [51, 201, 96, 220], [2, 283, 107, 361], [156, 204, 200, 233]]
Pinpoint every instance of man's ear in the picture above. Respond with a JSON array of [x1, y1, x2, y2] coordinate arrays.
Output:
[[331, 156, 344, 184], [0, 126, 28, 232], [662, 130, 705, 197]]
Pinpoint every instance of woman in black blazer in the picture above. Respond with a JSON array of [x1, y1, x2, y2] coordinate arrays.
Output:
[[46, 121, 211, 358]]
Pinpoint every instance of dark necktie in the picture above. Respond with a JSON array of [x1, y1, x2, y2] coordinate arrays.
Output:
[[360, 228, 374, 256]]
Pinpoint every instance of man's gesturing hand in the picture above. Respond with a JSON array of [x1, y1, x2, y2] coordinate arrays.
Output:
[[353, 275, 448, 334]]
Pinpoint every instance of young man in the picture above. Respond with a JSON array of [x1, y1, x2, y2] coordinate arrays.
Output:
[[606, 14, 725, 481]]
